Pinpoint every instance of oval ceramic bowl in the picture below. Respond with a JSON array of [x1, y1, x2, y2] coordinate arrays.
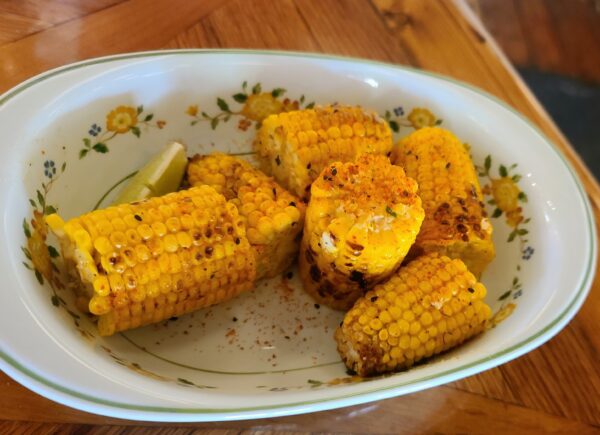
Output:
[[0, 50, 595, 422]]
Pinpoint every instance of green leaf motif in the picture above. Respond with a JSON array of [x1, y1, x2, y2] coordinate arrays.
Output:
[[36, 190, 45, 209], [305, 102, 315, 109], [435, 119, 443, 125], [51, 295, 60, 307], [45, 205, 57, 215], [242, 80, 248, 89], [83, 137, 91, 148], [517, 228, 528, 235], [507, 230, 517, 242], [79, 149, 89, 159], [271, 88, 286, 97], [252, 83, 262, 95], [93, 143, 109, 153], [499, 164, 508, 177], [217, 98, 230, 112], [137, 105, 144, 114], [484, 155, 491, 172], [61, 162, 67, 172], [178, 378, 194, 385], [511, 174, 521, 182], [48, 245, 60, 258], [211, 118, 219, 130], [232, 93, 248, 103], [498, 290, 512, 301], [518, 191, 528, 202], [144, 113, 154, 122], [35, 270, 44, 285], [21, 246, 32, 260], [388, 120, 399, 133], [299, 95, 305, 103], [307, 379, 323, 385], [492, 208, 502, 218], [29, 199, 37, 208], [130, 126, 141, 138]]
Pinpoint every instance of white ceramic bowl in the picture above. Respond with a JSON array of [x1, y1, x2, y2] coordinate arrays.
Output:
[[0, 50, 595, 422]]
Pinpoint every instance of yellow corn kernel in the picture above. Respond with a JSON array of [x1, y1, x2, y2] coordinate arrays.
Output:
[[45, 186, 257, 336], [394, 127, 495, 276], [187, 152, 306, 279], [335, 253, 491, 376]]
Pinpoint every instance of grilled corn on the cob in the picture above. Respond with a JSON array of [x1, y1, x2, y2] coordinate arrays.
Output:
[[299, 154, 424, 310], [187, 153, 305, 279], [255, 105, 394, 200], [45, 186, 256, 336], [393, 127, 495, 276], [335, 253, 491, 376]]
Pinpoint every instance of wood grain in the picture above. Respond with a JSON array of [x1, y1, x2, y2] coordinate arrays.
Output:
[[473, 0, 600, 83], [1, 0, 600, 433]]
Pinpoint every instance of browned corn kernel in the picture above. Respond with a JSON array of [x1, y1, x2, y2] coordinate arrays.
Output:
[[335, 253, 491, 376], [187, 153, 306, 279], [45, 185, 256, 336], [393, 127, 495, 276], [255, 105, 394, 200], [299, 154, 424, 310]]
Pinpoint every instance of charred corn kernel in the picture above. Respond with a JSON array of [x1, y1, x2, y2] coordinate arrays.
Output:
[[335, 253, 491, 377], [299, 154, 424, 310], [393, 127, 495, 276], [254, 105, 393, 200], [45, 185, 256, 336], [187, 153, 306, 279]]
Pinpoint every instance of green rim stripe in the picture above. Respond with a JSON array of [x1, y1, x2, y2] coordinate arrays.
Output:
[[0, 49, 596, 417]]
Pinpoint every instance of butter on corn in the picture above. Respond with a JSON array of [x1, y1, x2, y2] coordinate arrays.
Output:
[[46, 185, 256, 336], [187, 153, 305, 279], [393, 127, 495, 277], [335, 253, 491, 376], [299, 154, 424, 310], [255, 105, 394, 200]]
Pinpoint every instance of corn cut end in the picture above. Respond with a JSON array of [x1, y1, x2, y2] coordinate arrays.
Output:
[[299, 154, 424, 310]]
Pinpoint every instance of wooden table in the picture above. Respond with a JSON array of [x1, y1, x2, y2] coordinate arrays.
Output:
[[1, 0, 599, 433]]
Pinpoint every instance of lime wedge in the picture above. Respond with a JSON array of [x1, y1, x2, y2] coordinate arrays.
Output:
[[112, 141, 188, 204]]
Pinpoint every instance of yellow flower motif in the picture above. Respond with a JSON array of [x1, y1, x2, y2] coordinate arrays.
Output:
[[186, 105, 199, 117], [27, 225, 52, 280], [505, 209, 523, 227], [407, 108, 437, 129], [491, 177, 520, 213], [106, 106, 138, 134], [490, 303, 516, 327], [241, 93, 283, 122]]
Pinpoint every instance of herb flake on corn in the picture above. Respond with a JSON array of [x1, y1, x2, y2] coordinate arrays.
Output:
[[335, 253, 491, 376], [255, 105, 394, 200], [299, 154, 424, 310], [393, 127, 495, 277], [45, 185, 256, 336], [187, 153, 305, 279]]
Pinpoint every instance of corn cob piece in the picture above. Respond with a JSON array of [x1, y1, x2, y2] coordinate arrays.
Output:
[[393, 127, 495, 277], [255, 105, 394, 200], [299, 154, 424, 310], [187, 153, 306, 279], [335, 253, 491, 376], [45, 186, 256, 336]]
